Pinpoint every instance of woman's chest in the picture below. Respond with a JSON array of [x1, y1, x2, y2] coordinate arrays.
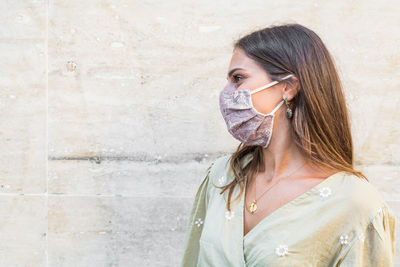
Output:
[[243, 177, 326, 236]]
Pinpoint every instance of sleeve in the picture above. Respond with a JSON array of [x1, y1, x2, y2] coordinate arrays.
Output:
[[338, 205, 397, 267], [180, 162, 214, 267]]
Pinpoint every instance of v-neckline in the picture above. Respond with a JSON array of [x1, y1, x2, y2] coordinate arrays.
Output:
[[241, 170, 345, 240]]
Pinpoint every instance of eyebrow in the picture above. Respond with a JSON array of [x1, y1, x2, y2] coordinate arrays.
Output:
[[226, 67, 245, 79]]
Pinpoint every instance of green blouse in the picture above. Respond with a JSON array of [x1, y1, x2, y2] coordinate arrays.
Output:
[[180, 153, 396, 266]]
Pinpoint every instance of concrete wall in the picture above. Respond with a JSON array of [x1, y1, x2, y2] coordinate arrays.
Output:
[[0, 0, 398, 266]]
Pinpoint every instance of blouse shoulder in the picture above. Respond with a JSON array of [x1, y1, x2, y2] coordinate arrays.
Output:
[[334, 172, 397, 266], [321, 172, 397, 266], [204, 154, 232, 200], [207, 152, 253, 188], [337, 172, 395, 225]]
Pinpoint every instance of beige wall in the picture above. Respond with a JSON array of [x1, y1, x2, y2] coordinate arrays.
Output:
[[0, 0, 399, 266]]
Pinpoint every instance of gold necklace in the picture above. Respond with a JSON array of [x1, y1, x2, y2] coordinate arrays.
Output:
[[248, 162, 307, 214]]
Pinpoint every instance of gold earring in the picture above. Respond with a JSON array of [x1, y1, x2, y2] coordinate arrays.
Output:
[[284, 97, 293, 119]]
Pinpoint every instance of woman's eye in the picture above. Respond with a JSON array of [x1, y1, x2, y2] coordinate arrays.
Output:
[[233, 75, 243, 83]]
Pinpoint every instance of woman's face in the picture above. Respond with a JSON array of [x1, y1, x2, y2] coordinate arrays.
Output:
[[224, 48, 284, 115]]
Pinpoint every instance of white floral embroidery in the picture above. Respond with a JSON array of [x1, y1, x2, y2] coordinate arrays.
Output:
[[194, 218, 204, 227], [275, 244, 289, 257], [225, 210, 235, 220], [218, 176, 226, 186], [339, 234, 349, 245], [359, 233, 365, 243], [319, 187, 332, 198]]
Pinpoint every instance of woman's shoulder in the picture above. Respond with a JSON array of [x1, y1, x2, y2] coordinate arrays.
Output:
[[204, 153, 249, 189], [207, 152, 252, 175], [334, 171, 396, 224], [206, 154, 232, 187]]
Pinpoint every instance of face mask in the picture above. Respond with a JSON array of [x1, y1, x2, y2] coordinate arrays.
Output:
[[219, 74, 293, 148]]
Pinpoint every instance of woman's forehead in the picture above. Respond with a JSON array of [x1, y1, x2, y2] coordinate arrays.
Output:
[[230, 48, 250, 65], [228, 48, 265, 74]]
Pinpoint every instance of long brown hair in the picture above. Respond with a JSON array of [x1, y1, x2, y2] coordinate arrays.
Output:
[[218, 23, 368, 211]]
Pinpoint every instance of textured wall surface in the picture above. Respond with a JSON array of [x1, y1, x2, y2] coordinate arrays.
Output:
[[0, 0, 399, 266]]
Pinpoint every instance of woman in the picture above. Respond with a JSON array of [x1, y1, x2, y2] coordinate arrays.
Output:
[[180, 23, 396, 266]]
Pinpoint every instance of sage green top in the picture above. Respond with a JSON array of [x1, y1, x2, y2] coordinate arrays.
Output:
[[180, 153, 396, 266]]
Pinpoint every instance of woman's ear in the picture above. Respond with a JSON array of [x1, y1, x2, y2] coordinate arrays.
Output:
[[282, 75, 299, 101]]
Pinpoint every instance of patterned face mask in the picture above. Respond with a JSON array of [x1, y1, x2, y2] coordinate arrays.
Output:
[[219, 74, 293, 148]]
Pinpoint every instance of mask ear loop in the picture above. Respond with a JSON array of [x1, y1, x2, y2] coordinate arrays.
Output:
[[250, 74, 294, 95], [269, 99, 285, 115], [250, 80, 280, 95]]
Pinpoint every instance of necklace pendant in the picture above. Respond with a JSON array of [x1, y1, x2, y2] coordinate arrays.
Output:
[[249, 200, 257, 214]]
